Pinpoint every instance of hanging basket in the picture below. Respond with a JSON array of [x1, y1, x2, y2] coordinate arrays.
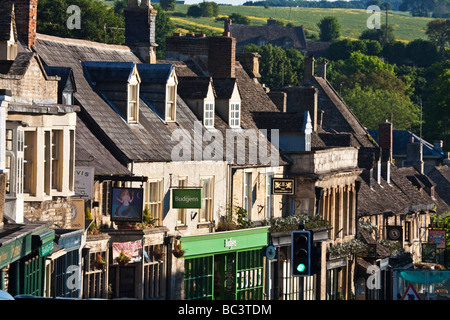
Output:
[[153, 245, 165, 261], [172, 240, 185, 258]]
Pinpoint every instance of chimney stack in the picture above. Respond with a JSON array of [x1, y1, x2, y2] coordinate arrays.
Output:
[[267, 91, 287, 112], [404, 137, 424, 174], [283, 85, 318, 132], [304, 55, 315, 79], [378, 120, 393, 162], [317, 61, 327, 80], [14, 0, 38, 48], [124, 0, 158, 63], [207, 35, 236, 78], [237, 52, 261, 80]]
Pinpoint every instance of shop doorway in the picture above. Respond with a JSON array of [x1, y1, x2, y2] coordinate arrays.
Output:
[[214, 253, 236, 300]]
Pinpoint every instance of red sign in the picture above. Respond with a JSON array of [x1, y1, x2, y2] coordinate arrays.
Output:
[[401, 284, 421, 300]]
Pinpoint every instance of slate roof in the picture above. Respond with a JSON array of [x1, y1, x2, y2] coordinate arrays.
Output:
[[251, 111, 305, 132], [75, 117, 132, 176], [428, 166, 450, 208], [367, 129, 443, 159], [357, 165, 435, 217], [35, 33, 287, 168], [177, 76, 214, 100], [229, 25, 307, 50], [299, 76, 377, 151]]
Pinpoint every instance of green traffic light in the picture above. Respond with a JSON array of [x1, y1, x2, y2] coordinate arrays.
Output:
[[297, 263, 306, 272]]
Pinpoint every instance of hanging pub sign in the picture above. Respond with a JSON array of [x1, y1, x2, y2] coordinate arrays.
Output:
[[111, 187, 144, 222], [172, 188, 202, 209], [429, 229, 446, 249], [422, 243, 437, 263], [272, 178, 295, 195]]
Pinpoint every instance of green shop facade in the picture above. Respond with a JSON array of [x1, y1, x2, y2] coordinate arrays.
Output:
[[0, 221, 55, 296], [180, 227, 269, 300]]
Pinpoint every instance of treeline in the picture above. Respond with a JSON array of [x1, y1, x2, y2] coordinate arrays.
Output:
[[242, 0, 404, 11]]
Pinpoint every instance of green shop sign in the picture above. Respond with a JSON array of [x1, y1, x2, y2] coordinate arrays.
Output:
[[172, 188, 202, 209], [180, 227, 270, 257]]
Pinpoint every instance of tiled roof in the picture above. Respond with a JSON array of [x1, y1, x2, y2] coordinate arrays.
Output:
[[357, 165, 436, 217], [428, 166, 450, 207], [34, 33, 287, 168]]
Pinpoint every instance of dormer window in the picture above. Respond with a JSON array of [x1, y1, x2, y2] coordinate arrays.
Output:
[[128, 82, 139, 123], [204, 102, 215, 128], [62, 90, 73, 105], [230, 102, 240, 128], [166, 83, 176, 122]]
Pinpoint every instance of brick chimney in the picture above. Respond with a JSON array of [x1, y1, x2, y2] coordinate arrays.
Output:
[[317, 61, 327, 80], [14, 0, 38, 48], [124, 0, 158, 63], [207, 35, 236, 78]]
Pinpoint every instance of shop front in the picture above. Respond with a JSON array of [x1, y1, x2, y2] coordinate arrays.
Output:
[[180, 227, 269, 300], [0, 222, 55, 297]]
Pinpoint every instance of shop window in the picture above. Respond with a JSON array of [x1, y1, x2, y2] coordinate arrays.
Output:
[[54, 250, 80, 298], [184, 256, 214, 300], [236, 250, 264, 300]]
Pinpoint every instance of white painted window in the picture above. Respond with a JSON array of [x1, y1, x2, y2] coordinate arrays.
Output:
[[166, 84, 176, 122], [128, 83, 139, 123], [230, 103, 240, 128], [200, 176, 214, 222], [204, 102, 215, 128], [145, 179, 164, 226]]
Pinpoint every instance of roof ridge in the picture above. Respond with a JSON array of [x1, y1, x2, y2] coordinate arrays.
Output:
[[36, 33, 132, 52]]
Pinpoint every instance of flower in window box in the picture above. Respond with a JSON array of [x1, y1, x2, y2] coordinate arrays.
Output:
[[115, 250, 131, 266], [94, 254, 107, 270]]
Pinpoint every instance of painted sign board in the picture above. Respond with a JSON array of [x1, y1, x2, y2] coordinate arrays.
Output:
[[401, 284, 421, 300], [111, 187, 144, 222], [272, 178, 295, 195], [74, 167, 94, 199], [172, 188, 202, 209]]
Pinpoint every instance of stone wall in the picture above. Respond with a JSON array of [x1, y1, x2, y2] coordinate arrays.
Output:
[[23, 197, 74, 228]]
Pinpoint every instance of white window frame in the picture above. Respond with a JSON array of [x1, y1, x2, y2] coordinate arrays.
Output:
[[127, 83, 139, 123], [166, 84, 177, 122], [230, 102, 240, 128], [200, 176, 214, 222], [203, 102, 215, 128], [23, 130, 36, 196], [243, 172, 252, 217], [266, 172, 274, 220], [144, 179, 164, 226], [177, 177, 188, 226]]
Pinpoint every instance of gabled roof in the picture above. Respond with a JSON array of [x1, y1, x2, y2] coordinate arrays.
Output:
[[213, 78, 238, 100], [44, 66, 77, 94], [229, 24, 307, 50], [177, 76, 214, 100], [137, 63, 174, 84], [82, 61, 137, 84]]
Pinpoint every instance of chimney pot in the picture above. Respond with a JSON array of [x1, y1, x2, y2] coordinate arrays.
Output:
[[223, 32, 230, 37]]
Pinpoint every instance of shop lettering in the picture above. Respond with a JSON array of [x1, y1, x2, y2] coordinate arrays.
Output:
[[175, 195, 199, 203], [225, 238, 237, 249], [178, 304, 212, 318]]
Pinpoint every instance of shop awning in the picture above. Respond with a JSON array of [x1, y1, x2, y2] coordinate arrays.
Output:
[[398, 270, 450, 284]]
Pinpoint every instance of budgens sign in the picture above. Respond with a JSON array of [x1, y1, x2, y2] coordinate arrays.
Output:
[[172, 188, 202, 209]]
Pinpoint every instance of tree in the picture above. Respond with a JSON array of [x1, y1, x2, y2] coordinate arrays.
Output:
[[426, 19, 450, 54], [382, 41, 406, 65], [153, 4, 175, 59], [243, 44, 301, 90], [229, 13, 251, 25], [405, 39, 440, 67], [160, 0, 176, 11], [187, 2, 219, 18], [359, 23, 395, 44], [317, 16, 341, 42], [38, 0, 125, 44]]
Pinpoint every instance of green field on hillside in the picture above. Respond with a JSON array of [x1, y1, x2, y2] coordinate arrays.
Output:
[[172, 4, 433, 43], [102, 1, 434, 43]]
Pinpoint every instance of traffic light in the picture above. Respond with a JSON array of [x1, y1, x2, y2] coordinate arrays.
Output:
[[291, 230, 312, 277]]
